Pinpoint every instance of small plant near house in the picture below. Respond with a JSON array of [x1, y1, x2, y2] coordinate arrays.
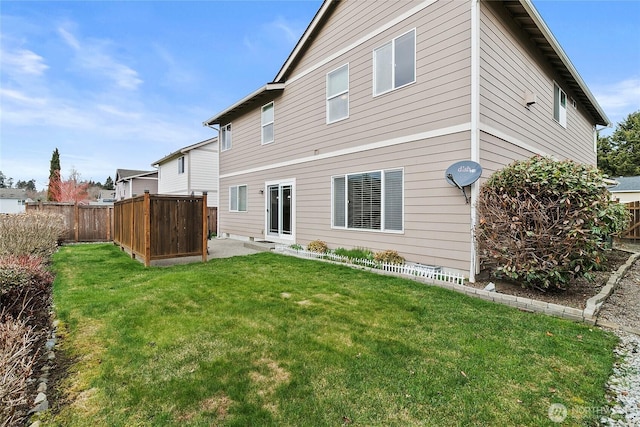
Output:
[[306, 240, 328, 254], [289, 243, 303, 251], [476, 155, 630, 291], [334, 247, 374, 261], [374, 249, 405, 265]]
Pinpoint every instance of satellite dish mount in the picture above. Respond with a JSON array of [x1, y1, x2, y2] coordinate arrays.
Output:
[[445, 161, 483, 204]]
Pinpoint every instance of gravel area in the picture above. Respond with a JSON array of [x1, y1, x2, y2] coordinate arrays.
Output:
[[598, 247, 640, 426]]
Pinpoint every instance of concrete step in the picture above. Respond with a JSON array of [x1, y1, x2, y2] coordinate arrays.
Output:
[[244, 241, 276, 252]]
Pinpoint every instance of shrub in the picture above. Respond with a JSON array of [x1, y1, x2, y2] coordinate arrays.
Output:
[[289, 244, 303, 251], [307, 240, 328, 253], [476, 156, 630, 290], [334, 247, 374, 260], [0, 255, 54, 328], [374, 250, 405, 265], [0, 315, 41, 427], [0, 212, 66, 259]]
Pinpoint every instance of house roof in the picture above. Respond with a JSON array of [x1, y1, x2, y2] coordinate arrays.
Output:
[[608, 176, 640, 193], [0, 188, 27, 199], [151, 137, 218, 167], [115, 169, 158, 182], [203, 83, 285, 126], [203, 0, 609, 128]]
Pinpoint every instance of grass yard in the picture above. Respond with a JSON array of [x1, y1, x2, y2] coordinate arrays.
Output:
[[46, 244, 616, 426]]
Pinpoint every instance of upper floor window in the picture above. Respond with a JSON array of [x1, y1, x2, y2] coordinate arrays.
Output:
[[262, 102, 274, 144], [553, 83, 567, 128], [327, 64, 349, 123], [332, 168, 403, 232], [229, 185, 247, 212], [177, 156, 185, 174], [374, 29, 416, 96], [221, 123, 232, 151]]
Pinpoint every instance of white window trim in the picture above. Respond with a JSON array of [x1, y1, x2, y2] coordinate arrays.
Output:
[[331, 168, 404, 233], [553, 82, 567, 128], [177, 156, 185, 174], [261, 102, 274, 145], [373, 28, 417, 97], [229, 184, 247, 212], [326, 63, 349, 124], [221, 123, 232, 151]]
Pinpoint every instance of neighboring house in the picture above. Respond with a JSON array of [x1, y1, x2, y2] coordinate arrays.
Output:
[[203, 0, 609, 281], [0, 188, 28, 214], [608, 176, 640, 204], [115, 169, 158, 200], [151, 137, 219, 207]]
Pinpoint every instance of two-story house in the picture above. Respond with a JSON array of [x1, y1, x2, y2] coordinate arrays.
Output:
[[115, 169, 158, 201], [203, 0, 609, 281], [151, 137, 219, 207]]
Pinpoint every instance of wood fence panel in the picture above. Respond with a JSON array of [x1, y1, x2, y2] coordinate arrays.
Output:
[[114, 193, 207, 265], [26, 202, 113, 242], [623, 201, 640, 240], [207, 207, 218, 237]]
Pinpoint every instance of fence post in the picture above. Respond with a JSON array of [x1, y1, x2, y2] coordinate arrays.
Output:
[[106, 207, 112, 241], [74, 203, 80, 242], [144, 191, 151, 267], [202, 192, 208, 262]]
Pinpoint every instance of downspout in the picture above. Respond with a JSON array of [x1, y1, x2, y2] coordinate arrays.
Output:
[[469, 0, 481, 283]]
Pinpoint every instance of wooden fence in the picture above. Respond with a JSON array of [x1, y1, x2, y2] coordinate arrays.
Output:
[[113, 192, 208, 266], [623, 201, 640, 240], [26, 202, 114, 242]]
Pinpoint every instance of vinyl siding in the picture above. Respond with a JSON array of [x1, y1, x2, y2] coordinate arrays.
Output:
[[220, 0, 471, 176], [131, 178, 158, 197], [190, 147, 219, 207], [158, 157, 188, 194], [479, 1, 596, 165], [156, 143, 219, 207], [221, 131, 472, 272]]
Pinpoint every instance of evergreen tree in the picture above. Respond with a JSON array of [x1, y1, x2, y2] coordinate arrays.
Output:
[[104, 176, 114, 190], [598, 111, 640, 177], [47, 148, 61, 201]]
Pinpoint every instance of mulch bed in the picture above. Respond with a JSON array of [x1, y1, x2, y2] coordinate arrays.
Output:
[[467, 249, 633, 309]]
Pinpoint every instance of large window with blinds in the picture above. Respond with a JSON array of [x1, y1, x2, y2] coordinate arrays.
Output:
[[332, 169, 403, 232]]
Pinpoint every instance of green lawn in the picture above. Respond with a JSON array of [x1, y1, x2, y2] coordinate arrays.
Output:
[[47, 244, 616, 426]]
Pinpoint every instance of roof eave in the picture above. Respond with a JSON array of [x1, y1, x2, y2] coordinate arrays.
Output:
[[518, 0, 610, 127], [274, 0, 337, 82], [202, 83, 285, 126], [151, 137, 217, 166]]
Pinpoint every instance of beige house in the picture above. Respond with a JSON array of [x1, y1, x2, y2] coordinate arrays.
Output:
[[203, 0, 609, 281], [151, 138, 219, 207], [115, 169, 158, 200]]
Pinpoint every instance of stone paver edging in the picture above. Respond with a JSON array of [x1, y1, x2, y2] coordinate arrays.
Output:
[[416, 251, 639, 325]]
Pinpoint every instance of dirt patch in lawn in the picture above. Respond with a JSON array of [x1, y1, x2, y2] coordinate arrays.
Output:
[[467, 249, 633, 309]]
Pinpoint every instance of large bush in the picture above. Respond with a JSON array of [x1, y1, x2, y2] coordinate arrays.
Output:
[[0, 212, 66, 258], [476, 156, 629, 290]]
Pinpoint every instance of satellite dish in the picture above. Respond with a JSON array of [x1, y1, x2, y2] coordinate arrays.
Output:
[[445, 161, 482, 203]]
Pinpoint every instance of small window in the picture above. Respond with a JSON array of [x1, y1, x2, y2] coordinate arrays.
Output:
[[229, 185, 247, 212], [327, 64, 349, 123], [178, 156, 185, 174], [553, 83, 567, 128], [374, 29, 416, 96], [221, 123, 232, 151], [262, 102, 274, 144]]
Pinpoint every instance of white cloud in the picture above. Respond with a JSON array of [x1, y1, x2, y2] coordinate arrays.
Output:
[[593, 77, 640, 124], [0, 47, 49, 76], [268, 16, 301, 45], [57, 26, 143, 90], [0, 88, 47, 106]]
